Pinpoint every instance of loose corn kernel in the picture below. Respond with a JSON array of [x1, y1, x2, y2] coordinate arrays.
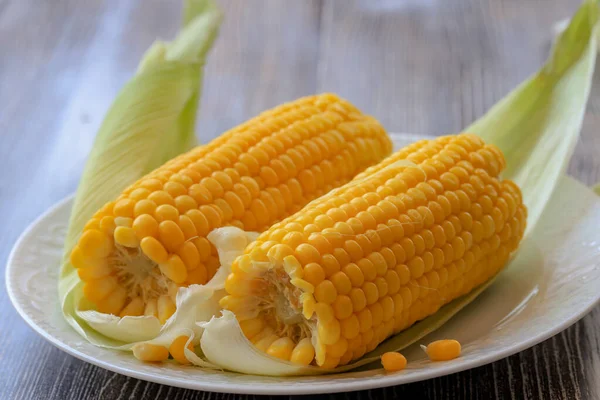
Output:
[[423, 339, 461, 361], [381, 352, 407, 372], [133, 343, 169, 362], [169, 335, 194, 364]]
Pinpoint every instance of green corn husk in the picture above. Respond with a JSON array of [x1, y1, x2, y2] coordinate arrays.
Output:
[[59, 0, 221, 347], [468, 0, 599, 234]]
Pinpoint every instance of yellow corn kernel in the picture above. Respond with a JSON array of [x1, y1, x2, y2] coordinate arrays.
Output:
[[133, 343, 169, 362], [76, 260, 112, 281], [148, 190, 174, 206], [114, 217, 133, 228], [239, 317, 265, 340], [99, 216, 117, 235], [96, 286, 128, 315], [114, 199, 135, 218], [71, 246, 109, 274], [381, 352, 407, 372], [144, 298, 158, 318], [303, 263, 326, 286], [318, 319, 341, 345], [320, 355, 341, 369], [186, 264, 208, 285], [79, 229, 112, 258], [178, 215, 198, 239], [82, 276, 117, 303], [155, 204, 180, 222], [158, 220, 185, 253], [114, 226, 139, 248], [129, 188, 150, 200], [423, 339, 461, 361], [169, 335, 194, 365], [157, 295, 176, 324], [177, 241, 200, 270], [159, 255, 188, 284], [120, 296, 145, 317], [133, 214, 159, 239], [330, 284, 354, 313], [266, 337, 296, 361], [140, 236, 169, 264], [254, 333, 280, 352], [134, 199, 157, 217], [327, 337, 349, 358], [314, 280, 337, 304], [290, 338, 315, 366]]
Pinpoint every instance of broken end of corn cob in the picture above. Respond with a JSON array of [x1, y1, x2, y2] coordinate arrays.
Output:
[[220, 133, 526, 369], [70, 93, 391, 323]]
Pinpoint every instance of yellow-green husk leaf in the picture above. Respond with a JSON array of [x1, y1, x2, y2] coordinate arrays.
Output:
[[468, 0, 599, 234]]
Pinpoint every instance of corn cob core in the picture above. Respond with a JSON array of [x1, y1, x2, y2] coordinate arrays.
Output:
[[69, 94, 391, 322], [221, 133, 527, 368]]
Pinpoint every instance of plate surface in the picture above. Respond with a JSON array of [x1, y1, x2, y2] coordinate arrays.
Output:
[[6, 133, 600, 395]]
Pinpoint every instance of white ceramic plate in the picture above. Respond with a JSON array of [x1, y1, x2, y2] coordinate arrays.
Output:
[[6, 133, 600, 395]]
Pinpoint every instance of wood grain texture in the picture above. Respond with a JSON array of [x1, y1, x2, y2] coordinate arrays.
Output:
[[1, 0, 598, 399]]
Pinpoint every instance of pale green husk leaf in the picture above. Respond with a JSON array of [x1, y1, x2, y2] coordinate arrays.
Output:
[[468, 0, 599, 234], [59, 0, 222, 347]]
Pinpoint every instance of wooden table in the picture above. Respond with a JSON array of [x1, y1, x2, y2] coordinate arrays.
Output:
[[1, 0, 599, 398]]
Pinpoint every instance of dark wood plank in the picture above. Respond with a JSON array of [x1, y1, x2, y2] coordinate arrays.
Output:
[[1, 0, 599, 399]]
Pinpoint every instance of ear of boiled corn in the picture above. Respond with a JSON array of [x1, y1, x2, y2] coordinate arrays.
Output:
[[70, 93, 392, 321], [220, 133, 526, 368]]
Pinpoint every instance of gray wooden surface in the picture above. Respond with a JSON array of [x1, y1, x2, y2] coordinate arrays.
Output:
[[1, 0, 599, 398]]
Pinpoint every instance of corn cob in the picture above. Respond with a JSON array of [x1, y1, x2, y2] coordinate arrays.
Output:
[[220, 133, 527, 368], [69, 94, 392, 323]]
